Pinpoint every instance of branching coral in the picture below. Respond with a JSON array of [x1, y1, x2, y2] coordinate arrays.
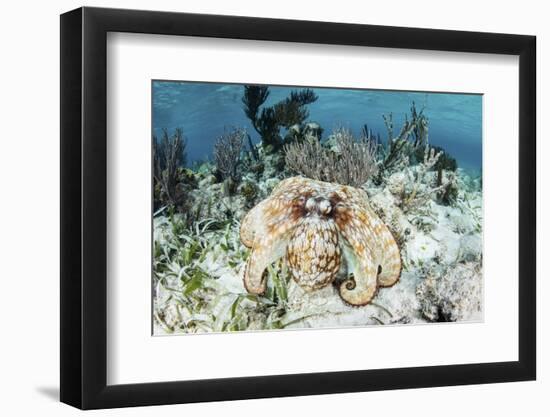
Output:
[[431, 146, 459, 205], [273, 89, 318, 129], [284, 127, 378, 187], [213, 127, 246, 195], [242, 85, 318, 150], [242, 85, 270, 124], [153, 128, 188, 210], [331, 128, 379, 186], [283, 137, 326, 181], [402, 146, 442, 208], [378, 102, 430, 177], [387, 146, 458, 213], [409, 101, 429, 149]]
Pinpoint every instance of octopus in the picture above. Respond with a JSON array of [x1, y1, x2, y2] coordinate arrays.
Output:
[[240, 176, 401, 306]]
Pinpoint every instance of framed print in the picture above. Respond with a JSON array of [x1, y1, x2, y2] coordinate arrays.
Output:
[[60, 6, 536, 410]]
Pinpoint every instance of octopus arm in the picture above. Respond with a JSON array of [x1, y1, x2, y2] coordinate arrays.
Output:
[[356, 204, 401, 287], [240, 199, 268, 248], [243, 236, 288, 294], [339, 242, 378, 306], [334, 201, 401, 305], [241, 193, 303, 294], [375, 220, 401, 287]]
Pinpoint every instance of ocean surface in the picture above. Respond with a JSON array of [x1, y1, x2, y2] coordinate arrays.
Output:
[[152, 81, 482, 173]]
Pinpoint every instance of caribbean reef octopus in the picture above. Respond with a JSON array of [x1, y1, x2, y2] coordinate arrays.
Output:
[[240, 176, 401, 306]]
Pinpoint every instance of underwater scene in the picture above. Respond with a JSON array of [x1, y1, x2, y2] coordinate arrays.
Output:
[[152, 81, 483, 335]]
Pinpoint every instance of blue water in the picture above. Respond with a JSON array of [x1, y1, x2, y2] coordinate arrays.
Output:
[[153, 81, 482, 173]]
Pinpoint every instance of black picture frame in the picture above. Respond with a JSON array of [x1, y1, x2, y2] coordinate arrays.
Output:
[[60, 6, 536, 410]]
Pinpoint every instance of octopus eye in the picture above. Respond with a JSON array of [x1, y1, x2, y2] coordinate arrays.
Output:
[[305, 197, 316, 212], [318, 199, 332, 215], [377, 265, 383, 275]]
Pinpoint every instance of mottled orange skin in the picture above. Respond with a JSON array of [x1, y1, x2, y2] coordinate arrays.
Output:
[[240, 176, 401, 306]]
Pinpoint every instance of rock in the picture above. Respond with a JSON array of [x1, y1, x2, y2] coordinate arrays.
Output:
[[405, 233, 439, 266], [263, 178, 281, 195], [448, 208, 476, 234], [238, 180, 259, 204], [416, 262, 482, 322], [199, 174, 217, 188], [303, 121, 322, 142], [459, 233, 482, 262], [386, 172, 407, 196], [263, 152, 285, 178]]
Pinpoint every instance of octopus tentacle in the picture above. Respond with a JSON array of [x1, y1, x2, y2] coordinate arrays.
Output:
[[244, 237, 288, 294], [334, 187, 401, 291], [240, 199, 268, 248], [339, 243, 378, 306], [241, 186, 307, 293], [376, 224, 401, 287]]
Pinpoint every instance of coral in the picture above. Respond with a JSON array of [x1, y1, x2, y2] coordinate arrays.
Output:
[[242, 85, 318, 150], [330, 127, 379, 186], [213, 127, 246, 195], [242, 86, 270, 125], [239, 180, 259, 205], [409, 101, 429, 149], [416, 262, 482, 322], [412, 144, 458, 205], [245, 132, 260, 161], [303, 121, 323, 142], [389, 146, 457, 213], [430, 146, 458, 177], [239, 176, 401, 306], [261, 151, 286, 179], [401, 147, 441, 207], [153, 128, 189, 211], [368, 187, 414, 247], [283, 137, 326, 180], [378, 113, 415, 174], [438, 175, 459, 206], [432, 146, 459, 205], [378, 101, 430, 179], [273, 89, 317, 128], [284, 121, 323, 143], [284, 127, 378, 187]]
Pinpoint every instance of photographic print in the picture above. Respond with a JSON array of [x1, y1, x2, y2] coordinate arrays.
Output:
[[152, 81, 483, 335]]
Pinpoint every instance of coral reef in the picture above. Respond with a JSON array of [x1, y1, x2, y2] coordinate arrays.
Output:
[[284, 127, 378, 187], [152, 97, 483, 334]]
